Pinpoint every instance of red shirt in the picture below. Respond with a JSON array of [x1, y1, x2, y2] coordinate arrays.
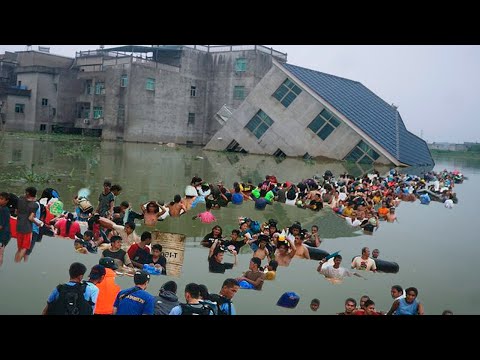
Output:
[[127, 243, 151, 259], [55, 218, 81, 239]]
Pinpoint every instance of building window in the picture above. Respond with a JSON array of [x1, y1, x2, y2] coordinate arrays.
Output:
[[42, 98, 48, 106], [190, 86, 197, 97], [234, 86, 245, 100], [54, 83, 57, 92], [40, 124, 46, 131], [93, 106, 103, 119], [226, 140, 247, 153], [245, 109, 274, 139], [188, 113, 195, 125], [86, 80, 93, 95], [85, 109, 90, 119], [235, 58, 247, 72], [273, 149, 286, 158], [146, 78, 155, 91], [344, 140, 380, 165], [95, 82, 105, 95], [120, 74, 128, 87], [308, 108, 341, 140], [273, 78, 302, 108], [15, 104, 25, 113], [52, 108, 56, 117], [118, 104, 125, 120]]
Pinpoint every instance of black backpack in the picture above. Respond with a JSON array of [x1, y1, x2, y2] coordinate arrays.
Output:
[[180, 303, 213, 315], [208, 294, 233, 315], [46, 282, 94, 315], [286, 187, 297, 200]]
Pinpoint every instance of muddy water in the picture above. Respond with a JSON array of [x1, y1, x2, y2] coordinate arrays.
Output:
[[0, 135, 477, 314]]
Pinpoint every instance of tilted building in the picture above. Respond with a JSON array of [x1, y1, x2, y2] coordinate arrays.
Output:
[[1, 45, 433, 167]]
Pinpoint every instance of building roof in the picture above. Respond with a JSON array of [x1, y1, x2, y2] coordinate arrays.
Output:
[[281, 63, 434, 166]]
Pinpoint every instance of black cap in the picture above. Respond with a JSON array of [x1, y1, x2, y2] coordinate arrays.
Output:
[[99, 257, 118, 270], [134, 270, 150, 285]]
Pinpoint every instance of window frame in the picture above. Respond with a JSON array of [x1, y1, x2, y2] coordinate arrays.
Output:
[[273, 78, 302, 108], [146, 78, 156, 91], [245, 110, 274, 139], [15, 103, 25, 113], [120, 74, 128, 88], [235, 58, 247, 72], [234, 86, 245, 100], [307, 108, 342, 141], [344, 140, 380, 165]]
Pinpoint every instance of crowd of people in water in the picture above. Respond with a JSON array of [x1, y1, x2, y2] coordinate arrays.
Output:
[[0, 167, 464, 315]]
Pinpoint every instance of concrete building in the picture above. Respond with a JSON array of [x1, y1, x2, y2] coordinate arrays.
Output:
[[1, 45, 434, 167], [1, 49, 82, 133], [205, 60, 434, 167], [72, 45, 286, 143]]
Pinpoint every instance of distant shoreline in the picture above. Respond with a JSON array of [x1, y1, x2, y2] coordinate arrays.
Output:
[[431, 149, 480, 159]]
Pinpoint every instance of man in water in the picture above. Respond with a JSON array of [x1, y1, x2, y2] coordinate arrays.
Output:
[[351, 247, 377, 272], [317, 255, 364, 281]]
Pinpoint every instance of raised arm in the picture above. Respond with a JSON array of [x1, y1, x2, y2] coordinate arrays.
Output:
[[387, 299, 400, 315]]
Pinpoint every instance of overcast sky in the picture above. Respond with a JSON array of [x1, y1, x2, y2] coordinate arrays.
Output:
[[1, 45, 478, 143]]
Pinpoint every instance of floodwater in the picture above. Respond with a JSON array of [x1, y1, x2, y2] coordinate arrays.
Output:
[[0, 135, 478, 315]]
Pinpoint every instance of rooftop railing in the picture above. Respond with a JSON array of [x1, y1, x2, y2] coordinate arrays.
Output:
[[76, 45, 288, 62]]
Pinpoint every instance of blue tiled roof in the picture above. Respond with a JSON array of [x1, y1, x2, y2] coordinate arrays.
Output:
[[281, 63, 434, 166]]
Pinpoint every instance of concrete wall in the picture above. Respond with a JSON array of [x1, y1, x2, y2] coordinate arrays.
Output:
[[205, 65, 391, 165], [2, 94, 32, 131], [56, 70, 83, 126], [204, 50, 275, 142], [11, 73, 37, 131]]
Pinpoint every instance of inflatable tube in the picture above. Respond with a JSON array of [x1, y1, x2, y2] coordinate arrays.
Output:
[[416, 189, 442, 201], [373, 258, 399, 273], [307, 247, 330, 261], [9, 216, 17, 239]]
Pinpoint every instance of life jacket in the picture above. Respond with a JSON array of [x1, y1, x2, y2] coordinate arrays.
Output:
[[208, 294, 233, 315], [179, 302, 213, 315], [46, 282, 94, 315]]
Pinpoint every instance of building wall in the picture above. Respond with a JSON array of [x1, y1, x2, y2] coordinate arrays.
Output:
[[205, 65, 391, 165], [3, 94, 32, 131], [16, 51, 73, 68], [8, 73, 38, 131], [56, 70, 83, 127], [203, 50, 275, 142]]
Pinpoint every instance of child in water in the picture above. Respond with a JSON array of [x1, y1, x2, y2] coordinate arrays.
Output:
[[192, 201, 216, 224]]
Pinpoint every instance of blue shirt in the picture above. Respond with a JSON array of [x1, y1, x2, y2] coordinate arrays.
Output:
[[395, 297, 419, 315], [32, 202, 41, 235], [114, 286, 155, 315], [47, 281, 99, 313], [220, 302, 236, 315]]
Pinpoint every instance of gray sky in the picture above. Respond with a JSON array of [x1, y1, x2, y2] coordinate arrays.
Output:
[[1, 44, 478, 143]]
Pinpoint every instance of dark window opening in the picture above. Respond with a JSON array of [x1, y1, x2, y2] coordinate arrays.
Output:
[[188, 113, 195, 125], [273, 149, 286, 158], [226, 140, 247, 153], [40, 124, 46, 131]]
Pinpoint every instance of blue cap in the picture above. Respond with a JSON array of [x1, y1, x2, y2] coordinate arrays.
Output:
[[277, 292, 300, 309]]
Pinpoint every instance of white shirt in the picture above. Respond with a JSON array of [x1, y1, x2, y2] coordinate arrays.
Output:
[[320, 264, 353, 279]]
